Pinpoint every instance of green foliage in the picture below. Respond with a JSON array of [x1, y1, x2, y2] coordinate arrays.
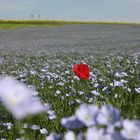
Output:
[[0, 51, 140, 139]]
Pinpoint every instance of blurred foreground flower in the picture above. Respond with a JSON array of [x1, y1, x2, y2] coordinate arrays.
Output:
[[64, 131, 76, 140], [46, 132, 61, 140], [72, 63, 90, 80], [96, 105, 120, 125], [86, 127, 112, 140], [61, 115, 85, 129], [75, 104, 98, 127], [61, 103, 140, 140], [121, 119, 140, 140], [0, 77, 46, 119]]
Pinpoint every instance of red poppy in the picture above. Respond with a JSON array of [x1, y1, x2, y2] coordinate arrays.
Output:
[[72, 63, 90, 80]]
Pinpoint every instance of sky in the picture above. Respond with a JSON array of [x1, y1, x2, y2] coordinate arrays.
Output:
[[0, 0, 140, 22]]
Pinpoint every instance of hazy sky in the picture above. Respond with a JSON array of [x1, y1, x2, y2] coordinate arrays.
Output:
[[0, 0, 140, 22]]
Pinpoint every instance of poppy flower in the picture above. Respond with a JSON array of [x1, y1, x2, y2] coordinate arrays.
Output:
[[72, 63, 90, 80]]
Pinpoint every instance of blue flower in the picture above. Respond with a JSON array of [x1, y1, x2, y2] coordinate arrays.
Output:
[[61, 115, 85, 129], [46, 133, 61, 140], [96, 105, 120, 125]]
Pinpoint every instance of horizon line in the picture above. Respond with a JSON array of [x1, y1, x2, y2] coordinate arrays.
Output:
[[0, 19, 140, 25]]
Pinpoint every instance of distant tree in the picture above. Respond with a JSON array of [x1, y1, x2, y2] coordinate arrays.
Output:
[[38, 14, 40, 20], [30, 14, 34, 20]]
